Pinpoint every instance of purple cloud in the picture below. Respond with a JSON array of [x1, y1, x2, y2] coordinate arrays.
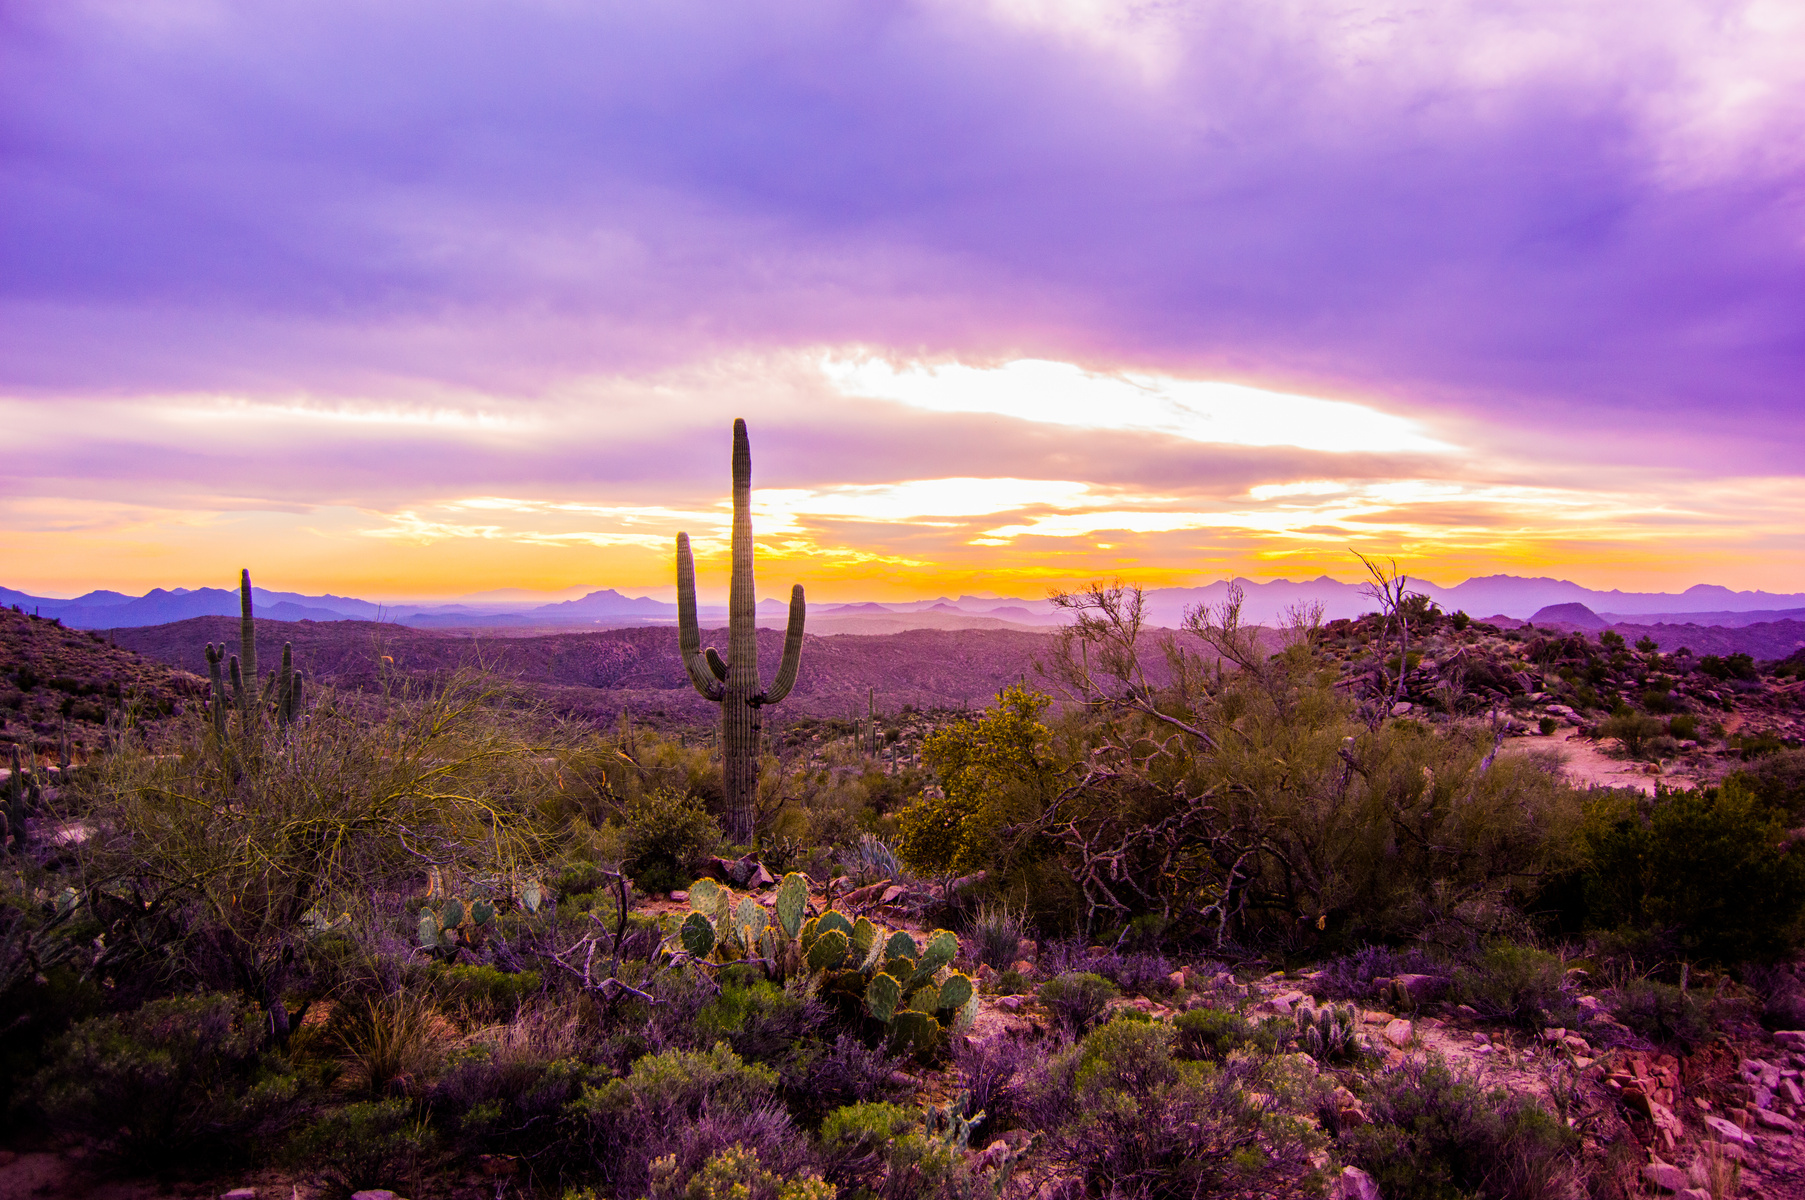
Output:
[[0, 0, 1798, 460]]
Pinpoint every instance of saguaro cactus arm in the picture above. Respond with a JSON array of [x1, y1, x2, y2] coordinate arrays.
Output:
[[204, 643, 227, 736], [676, 532, 726, 701], [705, 647, 728, 681], [758, 584, 807, 705]]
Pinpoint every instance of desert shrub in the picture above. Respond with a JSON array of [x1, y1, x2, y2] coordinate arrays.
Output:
[[576, 1041, 779, 1133], [989, 970, 1030, 995], [965, 901, 1026, 971], [623, 787, 723, 894], [288, 1098, 437, 1193], [820, 1101, 967, 1200], [33, 992, 302, 1168], [1539, 716, 1558, 736], [1452, 943, 1575, 1030], [783, 1033, 910, 1123], [647, 1143, 833, 1200], [67, 673, 556, 1040], [1038, 971, 1120, 1036], [1580, 780, 1805, 963], [1020, 1020, 1312, 1199], [1608, 980, 1713, 1047], [1667, 714, 1699, 742], [695, 971, 828, 1066], [1728, 748, 1805, 822], [1600, 708, 1665, 759], [820, 1100, 917, 1152], [1087, 950, 1177, 995], [570, 1044, 796, 1194], [1313, 944, 1448, 1002], [429, 963, 541, 1023], [330, 991, 447, 1097], [1174, 1007, 1258, 1061], [954, 1034, 1033, 1135], [896, 686, 1060, 876], [1342, 1057, 1579, 1200]]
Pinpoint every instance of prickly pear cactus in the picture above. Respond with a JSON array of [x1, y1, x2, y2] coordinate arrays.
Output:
[[418, 894, 498, 956]]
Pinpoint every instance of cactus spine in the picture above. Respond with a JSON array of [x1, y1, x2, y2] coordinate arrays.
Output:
[[676, 419, 806, 844]]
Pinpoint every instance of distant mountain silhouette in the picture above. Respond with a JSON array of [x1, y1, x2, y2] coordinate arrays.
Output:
[[1528, 602, 1609, 630], [9, 575, 1805, 631]]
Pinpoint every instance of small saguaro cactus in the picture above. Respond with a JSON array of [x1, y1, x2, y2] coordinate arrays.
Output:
[[675, 419, 806, 844], [202, 570, 304, 737], [237, 569, 258, 722]]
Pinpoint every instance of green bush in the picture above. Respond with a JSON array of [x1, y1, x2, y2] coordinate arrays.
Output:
[[1038, 971, 1120, 1036], [1580, 780, 1805, 963], [820, 1100, 917, 1152], [1076, 1017, 1178, 1092], [1343, 1058, 1578, 1200], [1174, 1007, 1261, 1061], [430, 963, 541, 1022], [1668, 714, 1699, 742], [623, 787, 723, 894], [1452, 943, 1575, 1030], [33, 993, 301, 1168], [1729, 748, 1805, 822], [648, 1143, 833, 1200], [288, 1098, 437, 1193], [1609, 980, 1713, 1048], [694, 973, 824, 1065], [1024, 1016, 1312, 1199], [1600, 708, 1665, 759], [577, 1043, 779, 1125]]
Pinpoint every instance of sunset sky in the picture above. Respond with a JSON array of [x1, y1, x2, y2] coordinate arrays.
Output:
[[3, 1, 1803, 602]]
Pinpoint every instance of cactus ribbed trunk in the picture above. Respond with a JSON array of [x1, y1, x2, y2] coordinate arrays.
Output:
[[676, 419, 807, 846], [723, 422, 760, 840], [238, 570, 258, 721]]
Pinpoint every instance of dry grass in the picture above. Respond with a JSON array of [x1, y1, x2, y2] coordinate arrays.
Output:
[[332, 991, 452, 1097]]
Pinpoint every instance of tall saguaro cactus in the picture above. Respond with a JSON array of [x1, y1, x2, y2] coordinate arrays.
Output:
[[676, 419, 806, 843]]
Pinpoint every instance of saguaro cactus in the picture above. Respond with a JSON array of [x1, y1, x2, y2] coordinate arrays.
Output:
[[676, 419, 806, 843], [237, 569, 258, 721]]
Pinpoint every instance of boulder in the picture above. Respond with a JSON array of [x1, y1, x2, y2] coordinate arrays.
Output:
[[1755, 1107, 1801, 1133], [839, 880, 892, 907], [1703, 1114, 1758, 1147], [221, 1191, 257, 1200], [1383, 1018, 1414, 1049], [1642, 1161, 1688, 1193], [1773, 1030, 1805, 1050], [1390, 973, 1449, 1008], [1329, 1166, 1382, 1200], [351, 1192, 405, 1200]]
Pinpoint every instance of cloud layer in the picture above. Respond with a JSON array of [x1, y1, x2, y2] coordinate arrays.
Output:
[[2, 1, 1802, 596]]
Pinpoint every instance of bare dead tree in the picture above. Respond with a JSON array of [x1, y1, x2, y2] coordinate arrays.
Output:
[[1352, 551, 1423, 727], [1044, 582, 1219, 752]]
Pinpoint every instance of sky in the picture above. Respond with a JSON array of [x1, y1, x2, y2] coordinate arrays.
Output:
[[2, 0, 1803, 603]]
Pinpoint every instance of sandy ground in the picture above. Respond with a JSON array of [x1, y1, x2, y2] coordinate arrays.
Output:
[[1499, 726, 1721, 795]]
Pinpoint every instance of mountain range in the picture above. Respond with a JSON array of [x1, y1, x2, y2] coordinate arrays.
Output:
[[7, 576, 1805, 633]]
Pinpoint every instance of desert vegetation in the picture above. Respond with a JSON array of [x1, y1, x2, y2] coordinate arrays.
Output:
[[4, 567, 1805, 1199]]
